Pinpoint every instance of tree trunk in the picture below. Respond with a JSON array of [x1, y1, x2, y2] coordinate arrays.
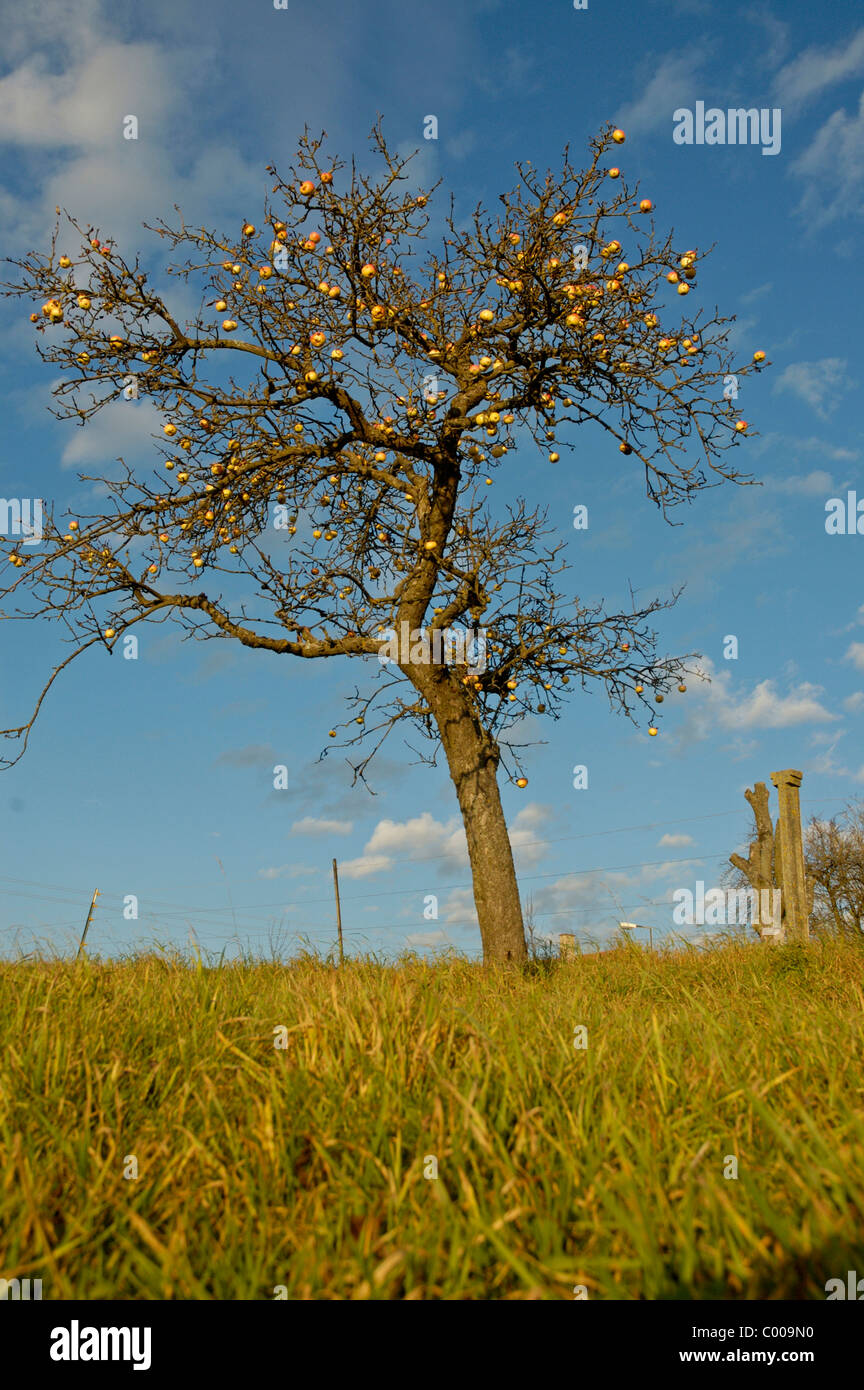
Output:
[[409, 666, 527, 965]]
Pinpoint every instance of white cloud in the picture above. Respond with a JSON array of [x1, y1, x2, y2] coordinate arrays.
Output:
[[338, 853, 393, 880], [843, 692, 864, 712], [791, 90, 864, 228], [845, 643, 864, 671], [673, 659, 838, 749], [773, 27, 864, 113], [290, 816, 353, 835], [658, 833, 694, 847], [59, 398, 165, 469], [779, 437, 858, 463], [0, 42, 181, 149], [769, 470, 834, 496], [438, 887, 477, 926], [509, 802, 554, 868], [615, 48, 706, 135], [773, 359, 852, 419], [338, 812, 469, 880]]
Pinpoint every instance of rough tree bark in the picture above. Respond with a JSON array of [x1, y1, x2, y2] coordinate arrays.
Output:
[[408, 663, 527, 964]]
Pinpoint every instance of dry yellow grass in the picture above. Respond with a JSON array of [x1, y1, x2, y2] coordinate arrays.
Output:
[[1, 936, 863, 1299]]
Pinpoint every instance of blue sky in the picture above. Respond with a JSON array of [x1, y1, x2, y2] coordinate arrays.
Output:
[[0, 0, 862, 962]]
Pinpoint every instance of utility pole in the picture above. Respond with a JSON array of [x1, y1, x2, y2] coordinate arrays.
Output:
[[76, 889, 99, 960], [332, 859, 344, 966]]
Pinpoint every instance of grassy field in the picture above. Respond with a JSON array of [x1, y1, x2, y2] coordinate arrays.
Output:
[[1, 935, 863, 1300]]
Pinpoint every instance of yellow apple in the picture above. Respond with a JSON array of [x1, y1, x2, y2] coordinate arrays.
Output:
[[639, 199, 653, 213], [242, 223, 255, 236], [331, 348, 344, 360], [648, 727, 658, 736], [58, 255, 72, 268], [163, 424, 177, 437], [77, 295, 91, 310], [611, 128, 626, 143], [104, 627, 116, 639], [360, 263, 376, 278], [753, 350, 766, 363], [735, 420, 748, 433], [299, 181, 315, 195], [222, 319, 238, 331], [608, 167, 620, 178], [516, 777, 528, 788]]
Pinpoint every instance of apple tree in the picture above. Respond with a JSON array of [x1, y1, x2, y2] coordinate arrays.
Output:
[[0, 123, 765, 965]]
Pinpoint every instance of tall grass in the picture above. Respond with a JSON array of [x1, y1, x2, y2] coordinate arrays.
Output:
[[1, 936, 863, 1299]]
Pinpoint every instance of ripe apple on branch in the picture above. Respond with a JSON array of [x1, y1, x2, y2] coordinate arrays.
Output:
[[0, 121, 767, 965]]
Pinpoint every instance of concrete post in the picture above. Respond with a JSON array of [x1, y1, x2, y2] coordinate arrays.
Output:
[[559, 933, 576, 960], [769, 769, 809, 941]]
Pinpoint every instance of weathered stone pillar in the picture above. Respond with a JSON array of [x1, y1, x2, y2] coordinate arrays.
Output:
[[559, 933, 576, 960], [769, 769, 809, 941]]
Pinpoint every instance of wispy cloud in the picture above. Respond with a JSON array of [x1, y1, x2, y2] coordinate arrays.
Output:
[[772, 27, 864, 113], [791, 90, 864, 227], [290, 816, 353, 835], [773, 359, 852, 418], [615, 48, 706, 136]]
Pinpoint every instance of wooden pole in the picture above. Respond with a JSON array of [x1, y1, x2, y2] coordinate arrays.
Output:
[[770, 769, 809, 941], [332, 859, 344, 966], [76, 889, 99, 961]]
